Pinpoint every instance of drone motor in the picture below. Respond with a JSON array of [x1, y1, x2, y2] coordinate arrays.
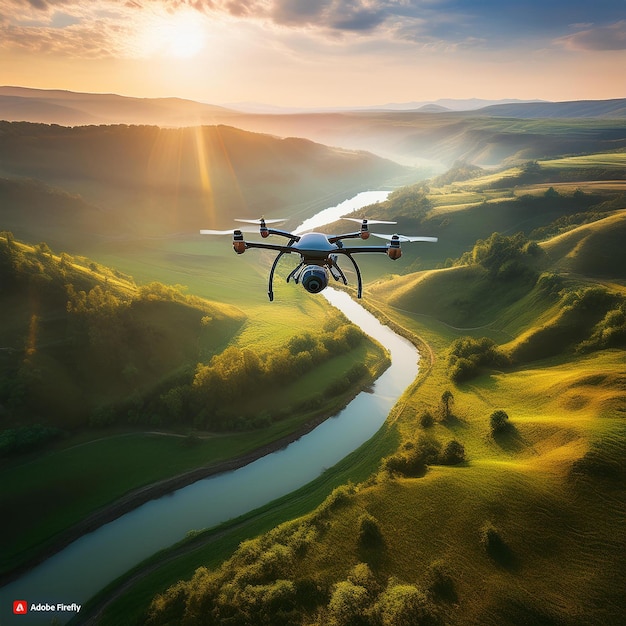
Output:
[[233, 230, 246, 254]]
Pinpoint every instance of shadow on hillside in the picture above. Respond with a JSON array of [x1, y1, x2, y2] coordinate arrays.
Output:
[[441, 412, 468, 431], [493, 424, 526, 453]]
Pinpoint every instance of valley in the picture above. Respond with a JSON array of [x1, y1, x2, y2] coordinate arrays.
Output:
[[0, 94, 624, 625]]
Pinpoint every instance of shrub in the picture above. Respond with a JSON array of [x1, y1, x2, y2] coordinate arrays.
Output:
[[373, 581, 437, 626], [327, 581, 371, 626], [0, 424, 63, 457], [448, 336, 508, 382], [480, 522, 514, 566], [419, 410, 434, 428], [489, 410, 510, 435], [439, 440, 465, 465], [384, 435, 441, 477], [424, 560, 457, 602], [358, 513, 384, 549]]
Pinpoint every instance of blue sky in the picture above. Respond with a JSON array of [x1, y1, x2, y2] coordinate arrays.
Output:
[[1, 0, 624, 105]]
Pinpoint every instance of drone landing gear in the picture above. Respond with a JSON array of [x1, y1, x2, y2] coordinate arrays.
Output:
[[268, 251, 288, 301], [341, 253, 363, 298], [328, 255, 348, 285]]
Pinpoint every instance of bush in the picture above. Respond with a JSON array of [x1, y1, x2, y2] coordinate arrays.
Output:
[[0, 424, 63, 457], [424, 560, 457, 602], [489, 410, 510, 435], [327, 581, 371, 626], [448, 337, 508, 382], [439, 440, 465, 465], [358, 513, 384, 549], [384, 435, 441, 477], [419, 410, 434, 428], [373, 581, 437, 626], [480, 522, 514, 566]]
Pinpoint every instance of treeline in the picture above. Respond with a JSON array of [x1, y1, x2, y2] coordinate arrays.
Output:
[[0, 424, 63, 458], [156, 321, 369, 431], [445, 284, 625, 383]]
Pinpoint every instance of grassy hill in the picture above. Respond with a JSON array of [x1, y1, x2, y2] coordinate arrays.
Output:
[[0, 232, 246, 430], [0, 121, 408, 246], [134, 158, 625, 626], [327, 152, 626, 284]]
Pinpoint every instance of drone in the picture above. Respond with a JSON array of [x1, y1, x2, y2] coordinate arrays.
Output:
[[200, 217, 437, 301]]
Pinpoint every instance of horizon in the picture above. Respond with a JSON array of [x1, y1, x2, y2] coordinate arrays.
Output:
[[1, 1, 624, 107]]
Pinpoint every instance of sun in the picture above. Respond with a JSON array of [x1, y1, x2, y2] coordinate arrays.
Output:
[[136, 9, 208, 59]]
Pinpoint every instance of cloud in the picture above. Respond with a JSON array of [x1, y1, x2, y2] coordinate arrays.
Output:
[[3, 0, 626, 60], [558, 20, 626, 51], [0, 1, 138, 57]]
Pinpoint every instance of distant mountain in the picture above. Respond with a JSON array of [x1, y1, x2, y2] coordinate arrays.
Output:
[[0, 86, 239, 126], [368, 98, 544, 112], [415, 104, 451, 113], [226, 98, 542, 114], [478, 98, 626, 118]]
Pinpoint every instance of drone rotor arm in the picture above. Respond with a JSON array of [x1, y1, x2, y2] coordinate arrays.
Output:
[[342, 218, 397, 225], [265, 228, 301, 241], [328, 231, 364, 244], [244, 241, 297, 254], [335, 246, 389, 254]]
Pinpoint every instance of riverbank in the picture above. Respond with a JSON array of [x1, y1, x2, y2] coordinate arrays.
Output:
[[76, 404, 405, 626], [0, 360, 388, 589]]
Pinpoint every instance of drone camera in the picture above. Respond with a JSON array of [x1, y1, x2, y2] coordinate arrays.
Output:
[[233, 230, 246, 254], [301, 266, 329, 294]]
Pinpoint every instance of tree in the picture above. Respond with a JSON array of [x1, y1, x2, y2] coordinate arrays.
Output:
[[490, 410, 509, 435], [440, 440, 465, 465], [441, 390, 454, 420], [358, 513, 384, 549], [373, 581, 436, 626], [327, 581, 370, 626]]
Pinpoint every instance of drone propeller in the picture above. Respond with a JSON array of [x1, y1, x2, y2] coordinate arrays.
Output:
[[234, 218, 287, 225], [200, 226, 258, 235], [200, 229, 235, 235], [371, 233, 438, 243], [343, 217, 397, 225]]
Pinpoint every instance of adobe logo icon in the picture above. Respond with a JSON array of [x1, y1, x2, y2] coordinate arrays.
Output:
[[13, 600, 28, 614]]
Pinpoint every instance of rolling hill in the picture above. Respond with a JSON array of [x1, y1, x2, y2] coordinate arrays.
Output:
[[0, 233, 247, 429], [3, 88, 626, 168], [0, 86, 239, 127], [136, 187, 626, 626], [0, 121, 408, 252]]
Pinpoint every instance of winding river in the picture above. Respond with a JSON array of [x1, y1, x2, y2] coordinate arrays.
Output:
[[0, 190, 420, 625]]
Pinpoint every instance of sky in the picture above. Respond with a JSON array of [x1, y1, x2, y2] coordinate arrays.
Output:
[[1, 0, 625, 107]]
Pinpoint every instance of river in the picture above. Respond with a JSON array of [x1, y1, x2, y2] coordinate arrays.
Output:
[[0, 190, 419, 625]]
